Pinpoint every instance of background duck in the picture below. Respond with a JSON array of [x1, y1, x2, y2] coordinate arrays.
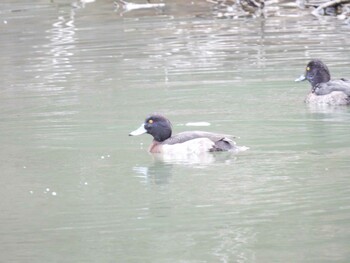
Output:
[[129, 114, 248, 154], [295, 59, 350, 105], [207, 0, 265, 17]]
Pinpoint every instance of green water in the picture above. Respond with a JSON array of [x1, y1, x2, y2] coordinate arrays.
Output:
[[1, 0, 350, 262]]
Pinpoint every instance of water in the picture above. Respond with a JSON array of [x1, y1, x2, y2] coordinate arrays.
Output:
[[1, 0, 350, 262]]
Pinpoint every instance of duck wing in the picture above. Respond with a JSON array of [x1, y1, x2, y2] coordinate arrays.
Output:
[[163, 131, 235, 145], [210, 137, 236, 151], [314, 80, 350, 96]]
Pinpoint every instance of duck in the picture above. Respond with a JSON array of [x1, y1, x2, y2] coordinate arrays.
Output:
[[295, 59, 350, 105], [129, 114, 248, 154], [207, 0, 264, 17]]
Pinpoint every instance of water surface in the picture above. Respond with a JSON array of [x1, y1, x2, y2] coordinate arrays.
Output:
[[1, 0, 350, 262]]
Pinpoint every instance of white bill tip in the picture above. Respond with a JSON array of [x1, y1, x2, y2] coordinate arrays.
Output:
[[295, 74, 306, 82], [129, 124, 147, 136]]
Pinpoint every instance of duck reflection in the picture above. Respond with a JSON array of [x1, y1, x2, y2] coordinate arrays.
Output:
[[133, 162, 173, 185], [132, 151, 238, 185], [306, 103, 350, 117]]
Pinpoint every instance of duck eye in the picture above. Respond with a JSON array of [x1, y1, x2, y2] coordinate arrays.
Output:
[[306, 67, 310, 71], [148, 119, 153, 124]]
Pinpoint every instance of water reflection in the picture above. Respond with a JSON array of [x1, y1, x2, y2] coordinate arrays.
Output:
[[73, 0, 96, 9], [133, 151, 239, 184], [306, 103, 350, 117], [43, 9, 76, 84], [133, 162, 174, 184], [115, 0, 166, 15]]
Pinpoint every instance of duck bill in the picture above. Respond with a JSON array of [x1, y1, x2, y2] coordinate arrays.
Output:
[[295, 74, 306, 82], [129, 124, 147, 136]]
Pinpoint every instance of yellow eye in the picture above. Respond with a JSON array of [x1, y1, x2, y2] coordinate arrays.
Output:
[[306, 67, 310, 71], [148, 119, 153, 124]]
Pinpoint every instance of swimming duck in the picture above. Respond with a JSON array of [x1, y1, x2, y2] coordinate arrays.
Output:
[[207, 0, 264, 17], [295, 59, 350, 105], [129, 114, 248, 154]]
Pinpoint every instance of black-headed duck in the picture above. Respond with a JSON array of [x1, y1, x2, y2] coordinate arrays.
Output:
[[129, 114, 248, 154], [295, 59, 350, 105]]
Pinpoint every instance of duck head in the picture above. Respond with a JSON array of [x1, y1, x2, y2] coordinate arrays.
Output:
[[295, 59, 331, 88], [129, 114, 172, 142]]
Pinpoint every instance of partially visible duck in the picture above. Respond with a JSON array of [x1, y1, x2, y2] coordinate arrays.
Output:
[[295, 59, 350, 105], [129, 114, 248, 154], [207, 0, 264, 17]]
